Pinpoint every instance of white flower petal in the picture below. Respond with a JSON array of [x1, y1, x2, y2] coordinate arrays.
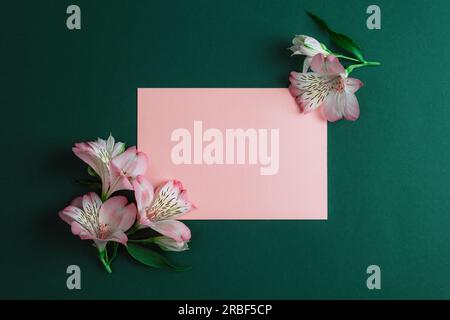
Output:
[[343, 92, 360, 121], [290, 72, 338, 113]]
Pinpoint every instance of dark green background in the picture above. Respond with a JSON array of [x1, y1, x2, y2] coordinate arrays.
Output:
[[1, 0, 450, 299]]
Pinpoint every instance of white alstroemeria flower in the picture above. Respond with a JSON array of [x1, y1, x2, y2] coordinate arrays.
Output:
[[289, 35, 330, 72], [289, 54, 364, 122]]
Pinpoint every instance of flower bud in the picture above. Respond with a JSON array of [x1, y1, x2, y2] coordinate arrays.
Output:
[[289, 35, 329, 57], [153, 236, 189, 252]]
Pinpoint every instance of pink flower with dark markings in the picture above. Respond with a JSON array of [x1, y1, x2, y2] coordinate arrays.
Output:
[[59, 192, 137, 251], [132, 175, 195, 244], [108, 146, 149, 196], [73, 135, 148, 199], [289, 54, 364, 122]]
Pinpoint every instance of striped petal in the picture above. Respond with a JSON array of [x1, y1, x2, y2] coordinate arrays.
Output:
[[148, 180, 195, 221], [290, 72, 338, 113]]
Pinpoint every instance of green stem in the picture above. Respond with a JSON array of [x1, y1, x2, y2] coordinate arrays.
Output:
[[98, 249, 112, 274], [346, 61, 381, 74], [333, 54, 361, 63], [360, 61, 381, 67]]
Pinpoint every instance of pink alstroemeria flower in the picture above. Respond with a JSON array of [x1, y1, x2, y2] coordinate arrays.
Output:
[[73, 136, 148, 199], [289, 54, 364, 122], [108, 146, 149, 197], [73, 135, 124, 196], [132, 175, 195, 244], [59, 192, 137, 251]]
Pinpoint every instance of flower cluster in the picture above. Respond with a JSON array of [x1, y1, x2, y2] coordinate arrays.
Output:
[[59, 135, 195, 273], [288, 12, 380, 122]]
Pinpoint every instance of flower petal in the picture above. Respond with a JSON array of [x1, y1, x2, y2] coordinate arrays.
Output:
[[132, 175, 154, 221], [120, 203, 137, 231], [99, 196, 137, 232], [297, 93, 325, 113], [325, 55, 345, 74], [303, 36, 321, 49], [82, 192, 102, 215], [73, 137, 127, 197], [288, 84, 303, 98], [106, 147, 148, 197], [292, 34, 307, 46], [302, 56, 312, 73], [311, 54, 345, 74], [310, 53, 326, 73], [72, 143, 102, 174], [98, 196, 127, 223], [106, 135, 126, 158], [60, 193, 102, 236], [70, 196, 83, 208], [289, 72, 336, 113], [59, 205, 83, 225], [111, 146, 149, 178], [58, 198, 83, 225], [105, 136, 114, 154], [322, 91, 345, 122], [107, 164, 134, 196], [346, 77, 364, 93], [71, 221, 96, 240], [106, 231, 128, 246], [112, 143, 125, 158], [343, 92, 360, 121], [150, 220, 191, 243], [150, 180, 195, 220], [290, 35, 326, 57]]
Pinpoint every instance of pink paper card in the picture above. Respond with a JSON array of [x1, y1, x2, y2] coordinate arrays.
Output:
[[138, 88, 327, 220]]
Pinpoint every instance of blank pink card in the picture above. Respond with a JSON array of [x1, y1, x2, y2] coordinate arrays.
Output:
[[137, 88, 327, 220]]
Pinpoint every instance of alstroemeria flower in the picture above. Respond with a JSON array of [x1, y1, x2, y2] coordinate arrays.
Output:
[[73, 136, 149, 199], [153, 236, 189, 252], [289, 54, 364, 122], [132, 175, 195, 243], [73, 135, 125, 197], [59, 192, 137, 251], [107, 146, 149, 198], [289, 35, 330, 72]]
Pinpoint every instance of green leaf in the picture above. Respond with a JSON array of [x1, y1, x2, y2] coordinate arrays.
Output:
[[307, 11, 365, 62], [126, 243, 191, 272], [87, 166, 99, 178]]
